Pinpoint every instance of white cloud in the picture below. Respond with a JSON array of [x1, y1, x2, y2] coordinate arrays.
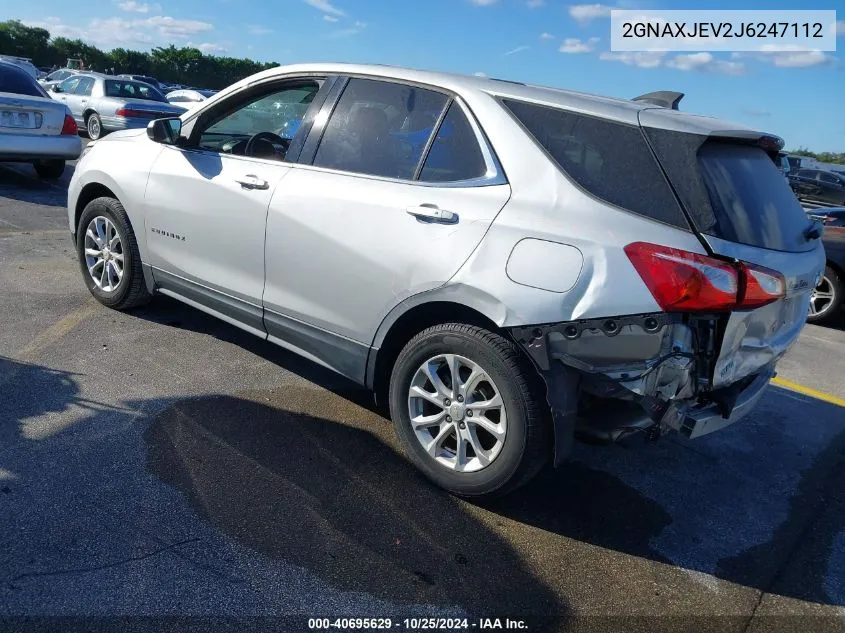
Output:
[[559, 37, 598, 53], [136, 16, 213, 38], [304, 0, 345, 17], [733, 48, 836, 69], [568, 3, 613, 23], [599, 51, 665, 68], [540, 32, 554, 40], [323, 15, 339, 22], [195, 42, 226, 54], [665, 51, 713, 70], [22, 14, 213, 49], [118, 1, 161, 13], [328, 20, 366, 38], [504, 45, 530, 56], [247, 25, 274, 35]]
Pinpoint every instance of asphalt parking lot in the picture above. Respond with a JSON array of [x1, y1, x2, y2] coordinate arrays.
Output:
[[1, 156, 844, 633]]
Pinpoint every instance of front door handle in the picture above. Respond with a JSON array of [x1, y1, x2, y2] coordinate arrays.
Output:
[[406, 204, 458, 224], [235, 174, 269, 190]]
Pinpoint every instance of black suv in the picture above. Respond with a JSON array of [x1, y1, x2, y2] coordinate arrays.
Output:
[[789, 169, 845, 207]]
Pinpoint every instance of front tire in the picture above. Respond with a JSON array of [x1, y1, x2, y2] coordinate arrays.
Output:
[[808, 265, 842, 325], [388, 324, 551, 498], [76, 197, 151, 310], [86, 112, 103, 140], [33, 159, 65, 180]]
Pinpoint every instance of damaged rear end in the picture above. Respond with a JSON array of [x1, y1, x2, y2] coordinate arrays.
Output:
[[508, 104, 825, 462]]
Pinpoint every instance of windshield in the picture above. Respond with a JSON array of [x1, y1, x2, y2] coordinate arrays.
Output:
[[105, 79, 166, 102]]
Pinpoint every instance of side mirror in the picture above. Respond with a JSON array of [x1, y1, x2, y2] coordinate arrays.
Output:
[[147, 117, 182, 145], [50, 84, 61, 93]]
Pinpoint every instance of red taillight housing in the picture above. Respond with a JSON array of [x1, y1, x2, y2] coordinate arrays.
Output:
[[115, 108, 142, 118], [738, 262, 786, 309], [61, 114, 78, 135], [624, 242, 738, 312], [625, 242, 785, 312]]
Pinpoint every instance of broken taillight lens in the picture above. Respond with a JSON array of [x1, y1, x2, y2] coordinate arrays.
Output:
[[738, 262, 786, 309], [625, 242, 786, 312], [624, 242, 738, 312]]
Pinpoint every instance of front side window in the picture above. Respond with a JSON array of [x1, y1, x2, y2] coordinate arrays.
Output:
[[74, 77, 95, 96], [313, 78, 448, 180], [818, 172, 838, 184], [58, 76, 81, 94], [196, 81, 321, 160]]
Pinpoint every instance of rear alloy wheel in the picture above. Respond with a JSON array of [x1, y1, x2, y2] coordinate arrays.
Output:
[[389, 324, 551, 498], [808, 265, 843, 325], [33, 159, 65, 180], [86, 112, 103, 140]]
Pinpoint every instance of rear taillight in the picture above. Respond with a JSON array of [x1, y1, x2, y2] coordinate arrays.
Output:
[[624, 242, 738, 312], [739, 262, 786, 309], [115, 108, 135, 117], [625, 242, 785, 313], [61, 114, 77, 135]]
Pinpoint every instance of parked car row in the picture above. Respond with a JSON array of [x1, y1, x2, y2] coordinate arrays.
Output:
[[0, 60, 81, 178], [790, 168, 845, 207], [805, 207, 845, 324], [47, 72, 185, 139]]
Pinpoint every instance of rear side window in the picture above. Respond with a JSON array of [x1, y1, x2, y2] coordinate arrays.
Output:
[[419, 102, 486, 183], [502, 99, 688, 228], [314, 78, 448, 180], [0, 65, 48, 97], [698, 143, 812, 252], [818, 172, 838, 183]]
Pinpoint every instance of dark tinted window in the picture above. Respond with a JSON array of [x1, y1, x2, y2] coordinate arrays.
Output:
[[698, 143, 812, 252], [818, 172, 839, 184], [794, 170, 814, 178], [503, 99, 687, 228], [105, 80, 165, 102], [74, 76, 95, 96], [314, 78, 448, 180], [419, 102, 486, 182], [0, 64, 47, 97]]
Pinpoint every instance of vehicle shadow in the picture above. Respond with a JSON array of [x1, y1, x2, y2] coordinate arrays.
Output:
[[0, 162, 73, 208], [0, 355, 567, 624], [128, 297, 845, 609]]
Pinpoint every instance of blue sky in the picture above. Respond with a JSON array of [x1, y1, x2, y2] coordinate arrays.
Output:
[[7, 0, 844, 151]]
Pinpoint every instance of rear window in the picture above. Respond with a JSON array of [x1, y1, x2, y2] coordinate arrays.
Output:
[[697, 143, 812, 252], [105, 80, 166, 102], [502, 99, 688, 229], [0, 64, 48, 97]]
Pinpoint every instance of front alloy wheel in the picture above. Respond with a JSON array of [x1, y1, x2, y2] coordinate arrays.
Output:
[[807, 265, 842, 325], [408, 354, 507, 473], [84, 216, 124, 292]]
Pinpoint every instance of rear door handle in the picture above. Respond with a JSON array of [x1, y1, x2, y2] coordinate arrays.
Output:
[[235, 174, 269, 190], [406, 205, 458, 224]]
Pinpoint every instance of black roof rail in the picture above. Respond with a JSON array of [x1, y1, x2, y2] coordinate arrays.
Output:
[[632, 91, 684, 110]]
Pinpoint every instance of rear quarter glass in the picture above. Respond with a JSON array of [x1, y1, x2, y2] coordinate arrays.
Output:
[[501, 99, 690, 230]]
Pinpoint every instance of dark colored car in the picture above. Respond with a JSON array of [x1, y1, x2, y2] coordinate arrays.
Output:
[[790, 169, 845, 207], [806, 207, 845, 324], [116, 74, 163, 91]]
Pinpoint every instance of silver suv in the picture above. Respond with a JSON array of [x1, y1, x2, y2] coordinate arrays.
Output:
[[68, 64, 825, 497]]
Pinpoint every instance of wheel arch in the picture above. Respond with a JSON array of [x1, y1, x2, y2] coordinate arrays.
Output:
[[366, 286, 511, 406]]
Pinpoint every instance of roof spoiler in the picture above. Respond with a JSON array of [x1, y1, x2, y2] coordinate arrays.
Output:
[[632, 91, 684, 110]]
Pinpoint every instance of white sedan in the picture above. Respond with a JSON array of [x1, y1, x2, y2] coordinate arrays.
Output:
[[0, 61, 81, 179], [165, 88, 218, 110]]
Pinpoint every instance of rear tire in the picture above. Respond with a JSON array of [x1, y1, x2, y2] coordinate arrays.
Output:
[[76, 197, 151, 310], [388, 323, 551, 498], [86, 112, 103, 140], [33, 159, 65, 180], [807, 265, 842, 325]]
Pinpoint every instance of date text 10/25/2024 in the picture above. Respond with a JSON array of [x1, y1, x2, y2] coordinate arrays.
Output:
[[307, 618, 529, 630]]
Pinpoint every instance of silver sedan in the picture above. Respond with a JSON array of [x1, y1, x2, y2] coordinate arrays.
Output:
[[0, 61, 81, 179], [49, 73, 185, 140]]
